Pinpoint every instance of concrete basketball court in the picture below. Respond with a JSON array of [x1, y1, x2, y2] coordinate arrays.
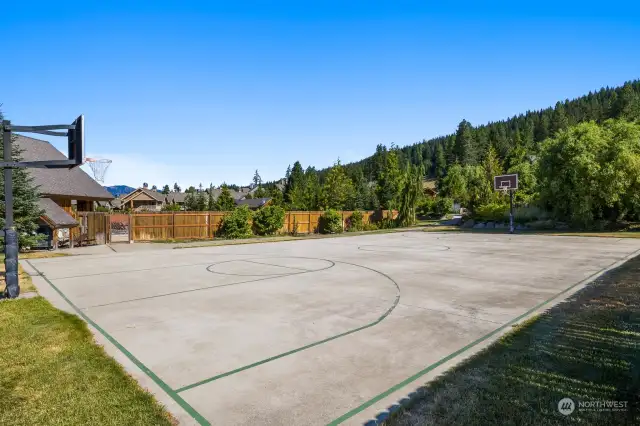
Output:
[[25, 231, 640, 425]]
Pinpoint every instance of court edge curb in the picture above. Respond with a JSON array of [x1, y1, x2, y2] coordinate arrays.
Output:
[[326, 247, 640, 425], [25, 260, 210, 426]]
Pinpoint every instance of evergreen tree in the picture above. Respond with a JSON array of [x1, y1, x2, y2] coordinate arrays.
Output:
[[483, 145, 503, 186], [454, 120, 476, 165], [215, 184, 236, 211], [253, 187, 268, 198], [196, 184, 207, 211], [151, 184, 158, 191], [422, 142, 433, 176], [320, 160, 355, 210], [0, 124, 44, 247], [482, 146, 503, 203], [268, 186, 284, 207], [397, 163, 424, 227], [550, 101, 569, 135], [375, 146, 403, 210], [173, 182, 181, 192], [613, 83, 640, 121], [185, 186, 196, 194], [184, 192, 198, 211], [285, 161, 305, 204], [303, 166, 320, 210], [434, 143, 447, 179], [535, 114, 551, 141], [207, 184, 215, 210], [252, 169, 262, 188], [161, 185, 170, 195]]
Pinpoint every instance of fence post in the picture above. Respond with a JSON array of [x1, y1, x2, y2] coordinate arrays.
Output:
[[128, 214, 133, 243], [172, 212, 176, 240]]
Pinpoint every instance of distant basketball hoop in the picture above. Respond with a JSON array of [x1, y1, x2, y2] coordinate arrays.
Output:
[[494, 173, 519, 234], [85, 157, 112, 184]]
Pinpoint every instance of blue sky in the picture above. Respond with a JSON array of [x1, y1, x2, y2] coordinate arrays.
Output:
[[2, 1, 639, 188]]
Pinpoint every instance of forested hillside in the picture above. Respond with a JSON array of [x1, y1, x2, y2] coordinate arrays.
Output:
[[191, 80, 640, 229], [322, 80, 640, 181]]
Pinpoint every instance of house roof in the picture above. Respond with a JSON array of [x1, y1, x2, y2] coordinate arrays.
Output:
[[166, 192, 187, 203], [207, 188, 244, 200], [38, 198, 78, 228], [121, 187, 166, 203], [15, 135, 114, 201], [423, 178, 437, 194], [236, 197, 272, 209]]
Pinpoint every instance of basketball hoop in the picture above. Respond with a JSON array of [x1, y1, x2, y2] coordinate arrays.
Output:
[[85, 157, 112, 184]]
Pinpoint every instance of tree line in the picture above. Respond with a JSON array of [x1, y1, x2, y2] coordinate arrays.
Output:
[[176, 80, 639, 229]]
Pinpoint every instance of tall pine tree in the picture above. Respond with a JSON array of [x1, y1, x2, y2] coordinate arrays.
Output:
[[0, 123, 44, 247], [453, 120, 476, 165], [215, 184, 236, 211]]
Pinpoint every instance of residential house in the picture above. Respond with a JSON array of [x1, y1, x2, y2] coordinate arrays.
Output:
[[423, 178, 437, 197], [119, 183, 167, 211], [15, 135, 114, 248], [165, 191, 187, 208], [236, 197, 272, 210]]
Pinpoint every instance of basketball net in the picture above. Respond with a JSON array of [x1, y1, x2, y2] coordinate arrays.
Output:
[[85, 157, 112, 184]]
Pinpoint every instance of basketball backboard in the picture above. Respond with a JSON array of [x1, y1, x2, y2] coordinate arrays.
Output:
[[67, 114, 84, 167], [494, 173, 518, 191]]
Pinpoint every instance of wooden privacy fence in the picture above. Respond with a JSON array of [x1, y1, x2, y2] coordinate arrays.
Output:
[[73, 212, 110, 245], [128, 210, 397, 241]]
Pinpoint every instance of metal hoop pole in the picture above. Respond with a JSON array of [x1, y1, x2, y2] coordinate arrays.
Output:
[[509, 189, 514, 234]]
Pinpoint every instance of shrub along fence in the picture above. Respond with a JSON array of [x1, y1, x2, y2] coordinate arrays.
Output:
[[127, 210, 397, 241]]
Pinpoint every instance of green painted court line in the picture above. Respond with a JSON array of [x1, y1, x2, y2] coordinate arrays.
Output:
[[26, 260, 210, 426], [326, 248, 640, 425], [176, 260, 401, 393], [176, 302, 398, 393]]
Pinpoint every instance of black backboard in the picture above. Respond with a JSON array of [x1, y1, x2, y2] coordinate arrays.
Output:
[[67, 114, 84, 167]]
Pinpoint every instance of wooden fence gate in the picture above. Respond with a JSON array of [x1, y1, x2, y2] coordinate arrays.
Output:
[[109, 213, 131, 243], [75, 212, 110, 245]]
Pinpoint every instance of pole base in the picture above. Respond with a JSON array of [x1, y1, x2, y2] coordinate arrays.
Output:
[[3, 228, 20, 299]]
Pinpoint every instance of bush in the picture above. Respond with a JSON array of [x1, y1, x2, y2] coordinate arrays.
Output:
[[220, 205, 253, 239], [347, 210, 364, 232], [319, 209, 343, 234], [417, 197, 453, 219], [161, 203, 181, 212], [291, 217, 300, 236], [363, 222, 379, 231], [528, 219, 556, 230], [379, 211, 398, 229], [416, 198, 435, 218], [474, 203, 509, 222], [253, 205, 285, 236], [435, 197, 454, 216], [513, 206, 549, 223]]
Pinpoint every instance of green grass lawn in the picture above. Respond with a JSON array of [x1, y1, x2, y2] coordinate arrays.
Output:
[[386, 254, 640, 425], [0, 297, 175, 426]]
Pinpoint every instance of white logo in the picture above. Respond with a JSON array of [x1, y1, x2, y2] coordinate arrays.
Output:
[[558, 398, 575, 416]]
